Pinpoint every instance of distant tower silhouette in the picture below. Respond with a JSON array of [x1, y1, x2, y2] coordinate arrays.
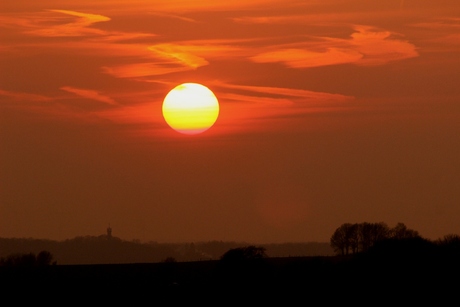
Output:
[[107, 224, 112, 239]]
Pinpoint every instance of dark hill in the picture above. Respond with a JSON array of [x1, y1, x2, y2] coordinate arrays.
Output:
[[0, 237, 333, 264]]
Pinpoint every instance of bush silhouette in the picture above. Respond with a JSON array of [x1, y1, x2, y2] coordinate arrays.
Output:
[[220, 245, 267, 263], [217, 246, 268, 286]]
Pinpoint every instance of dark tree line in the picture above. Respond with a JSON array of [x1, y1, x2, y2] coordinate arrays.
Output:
[[0, 250, 55, 267], [330, 222, 420, 255]]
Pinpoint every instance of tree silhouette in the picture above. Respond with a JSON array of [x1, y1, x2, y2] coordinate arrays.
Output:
[[359, 222, 390, 252], [36, 250, 55, 266], [437, 233, 460, 245], [389, 222, 420, 240], [436, 233, 460, 256], [330, 223, 359, 255], [330, 222, 410, 255]]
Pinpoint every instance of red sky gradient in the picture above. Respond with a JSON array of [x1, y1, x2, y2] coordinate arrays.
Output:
[[1, 0, 460, 243]]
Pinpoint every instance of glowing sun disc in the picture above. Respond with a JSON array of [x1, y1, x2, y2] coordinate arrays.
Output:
[[162, 83, 219, 135]]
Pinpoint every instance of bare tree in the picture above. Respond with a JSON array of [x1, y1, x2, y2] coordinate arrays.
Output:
[[439, 233, 460, 244], [390, 222, 420, 240], [437, 233, 460, 251], [358, 222, 373, 252], [330, 223, 359, 255], [359, 222, 390, 252]]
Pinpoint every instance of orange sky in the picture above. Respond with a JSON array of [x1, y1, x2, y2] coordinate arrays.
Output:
[[1, 0, 460, 243]]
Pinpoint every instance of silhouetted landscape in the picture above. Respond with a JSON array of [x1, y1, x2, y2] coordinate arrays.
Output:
[[3, 2, 460, 304], [0, 236, 333, 265], [1, 223, 459, 303]]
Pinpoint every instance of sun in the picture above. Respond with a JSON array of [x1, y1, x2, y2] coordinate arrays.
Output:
[[162, 83, 220, 135]]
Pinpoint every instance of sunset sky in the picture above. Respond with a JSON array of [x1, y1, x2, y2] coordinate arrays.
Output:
[[1, 0, 460, 244]]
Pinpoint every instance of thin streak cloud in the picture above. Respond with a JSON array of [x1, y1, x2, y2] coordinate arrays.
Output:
[[216, 82, 353, 102], [102, 63, 192, 78], [148, 44, 209, 69], [0, 89, 52, 102], [60, 86, 118, 105]]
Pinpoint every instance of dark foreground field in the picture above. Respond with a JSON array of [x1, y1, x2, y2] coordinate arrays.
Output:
[[1, 250, 459, 304]]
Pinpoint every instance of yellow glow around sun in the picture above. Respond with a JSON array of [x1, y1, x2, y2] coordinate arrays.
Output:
[[162, 83, 219, 135]]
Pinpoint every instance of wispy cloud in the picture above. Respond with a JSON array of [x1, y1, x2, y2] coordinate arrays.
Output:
[[0, 89, 52, 102], [7, 9, 418, 81], [5, 9, 155, 43], [252, 48, 363, 68], [104, 41, 242, 78], [410, 18, 460, 50], [147, 12, 198, 23], [209, 81, 354, 132], [351, 25, 418, 65], [251, 25, 418, 68], [232, 14, 345, 25], [0, 88, 88, 120], [148, 44, 209, 69], [102, 63, 192, 78], [217, 82, 353, 102], [27, 10, 110, 37], [412, 17, 460, 30], [60, 86, 117, 105], [217, 83, 353, 114], [123, 0, 285, 12]]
